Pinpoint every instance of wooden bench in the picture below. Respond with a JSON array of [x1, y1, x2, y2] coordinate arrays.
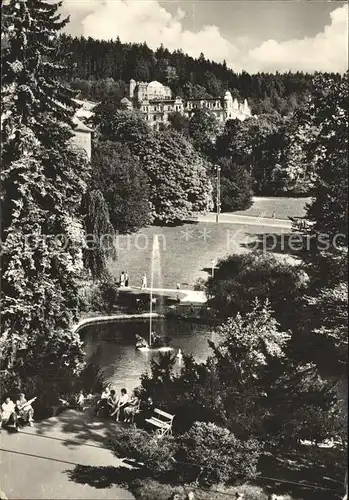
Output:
[[145, 408, 175, 437]]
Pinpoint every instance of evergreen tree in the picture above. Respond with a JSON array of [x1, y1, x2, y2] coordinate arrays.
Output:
[[81, 190, 115, 280], [1, 0, 90, 400], [219, 157, 253, 212], [301, 72, 348, 246]]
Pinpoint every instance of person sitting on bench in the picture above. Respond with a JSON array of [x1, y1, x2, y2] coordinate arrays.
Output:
[[110, 388, 129, 422], [135, 396, 154, 428], [107, 389, 118, 416], [16, 393, 35, 426], [124, 390, 140, 423], [96, 385, 111, 416], [1, 397, 19, 432]]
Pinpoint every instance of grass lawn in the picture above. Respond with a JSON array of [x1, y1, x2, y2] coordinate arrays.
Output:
[[232, 196, 312, 220], [108, 220, 295, 290]]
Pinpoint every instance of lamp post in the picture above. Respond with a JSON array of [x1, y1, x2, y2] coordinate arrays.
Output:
[[216, 165, 221, 223], [211, 259, 216, 278]]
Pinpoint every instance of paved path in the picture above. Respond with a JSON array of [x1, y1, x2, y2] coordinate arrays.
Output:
[[0, 410, 135, 500], [192, 212, 292, 229], [149, 288, 206, 303]]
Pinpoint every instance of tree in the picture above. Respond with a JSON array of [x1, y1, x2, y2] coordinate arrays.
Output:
[[206, 252, 309, 329], [1, 0, 90, 399], [215, 118, 251, 165], [146, 130, 213, 222], [188, 108, 222, 158], [93, 109, 213, 223], [167, 111, 189, 136], [91, 141, 153, 233], [298, 73, 348, 246], [81, 189, 115, 279], [178, 422, 260, 484], [219, 157, 253, 211], [210, 301, 291, 387], [301, 283, 348, 378]]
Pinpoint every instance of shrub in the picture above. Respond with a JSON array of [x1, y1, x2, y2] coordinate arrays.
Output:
[[109, 426, 177, 478], [193, 278, 206, 291], [130, 479, 271, 500], [177, 422, 261, 484], [82, 279, 119, 313]]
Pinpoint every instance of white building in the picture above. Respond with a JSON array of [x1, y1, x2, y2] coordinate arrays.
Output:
[[126, 79, 253, 128]]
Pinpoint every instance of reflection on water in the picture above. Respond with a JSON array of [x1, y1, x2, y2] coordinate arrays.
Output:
[[82, 319, 218, 392]]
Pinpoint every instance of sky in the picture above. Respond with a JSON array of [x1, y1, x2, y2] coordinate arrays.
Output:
[[62, 0, 349, 73]]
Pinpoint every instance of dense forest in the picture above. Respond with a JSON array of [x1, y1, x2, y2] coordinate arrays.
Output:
[[59, 34, 341, 115]]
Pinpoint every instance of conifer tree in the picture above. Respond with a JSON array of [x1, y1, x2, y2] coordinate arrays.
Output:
[[1, 0, 91, 398]]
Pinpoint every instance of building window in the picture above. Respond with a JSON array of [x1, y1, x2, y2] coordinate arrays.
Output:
[[153, 115, 157, 121]]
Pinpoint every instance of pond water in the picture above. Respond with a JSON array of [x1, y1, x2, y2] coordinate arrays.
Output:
[[82, 318, 219, 392]]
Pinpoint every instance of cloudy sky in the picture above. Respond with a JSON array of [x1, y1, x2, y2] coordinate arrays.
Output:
[[62, 0, 348, 73]]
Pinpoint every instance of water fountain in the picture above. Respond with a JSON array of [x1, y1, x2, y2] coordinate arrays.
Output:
[[137, 234, 171, 350], [149, 234, 164, 345]]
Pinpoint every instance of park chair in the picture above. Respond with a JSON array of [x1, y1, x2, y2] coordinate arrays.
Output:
[[145, 408, 175, 437]]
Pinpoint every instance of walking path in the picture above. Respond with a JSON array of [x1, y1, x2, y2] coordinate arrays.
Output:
[[192, 212, 293, 229], [0, 410, 135, 500], [149, 288, 206, 303]]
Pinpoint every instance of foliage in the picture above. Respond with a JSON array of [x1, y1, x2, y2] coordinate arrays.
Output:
[[1, 0, 91, 398], [109, 426, 177, 478], [93, 109, 213, 223], [91, 140, 153, 233], [145, 129, 213, 222], [59, 34, 317, 116], [188, 109, 222, 157], [79, 278, 120, 313], [178, 422, 261, 484], [300, 283, 348, 378], [218, 157, 253, 211], [297, 72, 348, 246], [168, 111, 190, 136], [81, 189, 115, 279], [205, 252, 309, 328], [210, 301, 291, 382], [130, 479, 273, 500], [214, 114, 309, 196]]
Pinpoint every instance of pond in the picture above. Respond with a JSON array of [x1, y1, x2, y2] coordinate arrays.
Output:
[[82, 318, 219, 392]]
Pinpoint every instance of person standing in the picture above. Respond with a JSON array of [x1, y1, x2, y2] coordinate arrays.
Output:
[[1, 397, 19, 431], [120, 271, 126, 288], [141, 273, 147, 290], [125, 271, 129, 287]]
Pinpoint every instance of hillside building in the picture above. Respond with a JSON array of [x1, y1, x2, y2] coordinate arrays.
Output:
[[125, 79, 252, 128]]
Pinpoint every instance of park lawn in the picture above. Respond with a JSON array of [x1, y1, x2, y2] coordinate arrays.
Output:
[[107, 220, 293, 290], [232, 196, 312, 220]]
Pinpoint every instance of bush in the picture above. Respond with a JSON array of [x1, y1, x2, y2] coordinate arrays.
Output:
[[109, 426, 177, 478], [130, 479, 271, 500], [193, 278, 206, 291], [177, 422, 261, 484], [82, 279, 119, 313]]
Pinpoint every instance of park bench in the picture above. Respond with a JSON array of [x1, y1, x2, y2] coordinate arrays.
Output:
[[145, 408, 175, 437]]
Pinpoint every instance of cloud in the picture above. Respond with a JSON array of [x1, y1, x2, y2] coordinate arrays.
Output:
[[246, 4, 348, 73], [63, 0, 348, 73]]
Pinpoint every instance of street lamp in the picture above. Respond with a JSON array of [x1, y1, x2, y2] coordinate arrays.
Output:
[[215, 165, 221, 223], [211, 259, 216, 278]]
